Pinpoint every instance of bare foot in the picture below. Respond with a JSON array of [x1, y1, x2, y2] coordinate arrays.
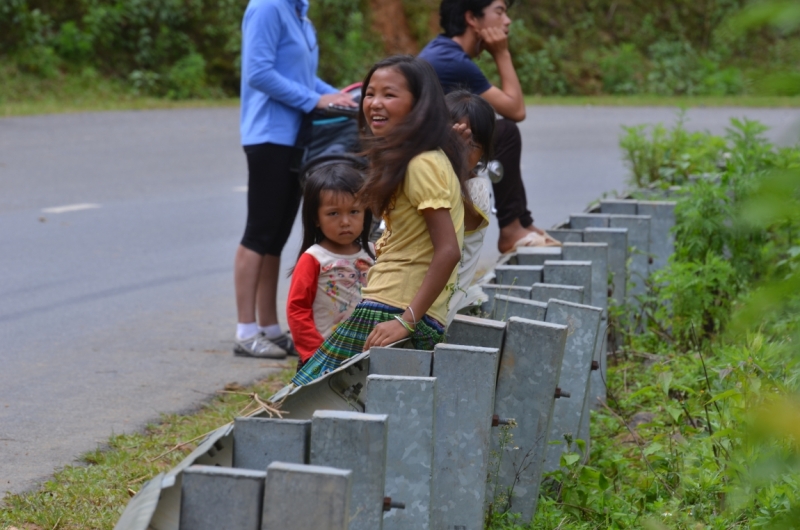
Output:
[[498, 221, 560, 253], [498, 219, 534, 254]]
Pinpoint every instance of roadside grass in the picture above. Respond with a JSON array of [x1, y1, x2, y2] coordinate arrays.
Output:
[[2, 66, 799, 118], [0, 66, 237, 118], [524, 94, 800, 108], [0, 364, 296, 530]]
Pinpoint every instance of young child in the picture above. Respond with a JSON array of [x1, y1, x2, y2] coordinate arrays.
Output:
[[287, 162, 375, 371], [444, 90, 497, 325], [292, 55, 471, 386]]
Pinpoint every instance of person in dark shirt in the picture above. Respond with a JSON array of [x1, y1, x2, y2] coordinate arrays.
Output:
[[419, 0, 560, 253]]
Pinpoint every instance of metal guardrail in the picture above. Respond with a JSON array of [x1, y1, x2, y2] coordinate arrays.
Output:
[[114, 198, 676, 530]]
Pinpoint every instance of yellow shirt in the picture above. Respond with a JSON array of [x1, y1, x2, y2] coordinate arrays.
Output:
[[362, 150, 465, 324]]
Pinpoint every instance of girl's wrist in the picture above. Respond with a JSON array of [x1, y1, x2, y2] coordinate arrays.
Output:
[[405, 306, 418, 326], [393, 315, 414, 335]]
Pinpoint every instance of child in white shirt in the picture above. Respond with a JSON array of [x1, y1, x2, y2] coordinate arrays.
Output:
[[445, 90, 497, 325]]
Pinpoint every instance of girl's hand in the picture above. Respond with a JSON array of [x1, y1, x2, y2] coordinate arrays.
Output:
[[363, 319, 410, 351], [316, 93, 357, 109], [452, 122, 472, 143]]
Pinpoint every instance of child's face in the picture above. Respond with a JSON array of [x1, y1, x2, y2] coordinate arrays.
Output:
[[317, 190, 365, 251], [458, 117, 485, 170], [363, 67, 414, 138]]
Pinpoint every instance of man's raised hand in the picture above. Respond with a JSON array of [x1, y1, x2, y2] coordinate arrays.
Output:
[[478, 26, 509, 57]]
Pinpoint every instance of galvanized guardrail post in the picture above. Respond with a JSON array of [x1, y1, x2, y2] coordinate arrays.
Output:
[[368, 346, 433, 377], [366, 375, 437, 529], [547, 228, 584, 242], [637, 201, 676, 273], [262, 462, 352, 530], [514, 246, 562, 266], [492, 294, 547, 321], [233, 418, 310, 470], [599, 199, 638, 215], [310, 410, 389, 530], [561, 243, 609, 316], [583, 227, 628, 309], [431, 343, 500, 530], [445, 314, 506, 351], [543, 260, 593, 302], [530, 282, 584, 305], [480, 284, 533, 314], [607, 215, 651, 304], [180, 465, 265, 530], [489, 316, 568, 522], [543, 300, 602, 471], [570, 213, 651, 305], [494, 264, 543, 287]]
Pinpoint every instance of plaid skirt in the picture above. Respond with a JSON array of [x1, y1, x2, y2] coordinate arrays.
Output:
[[291, 300, 444, 386]]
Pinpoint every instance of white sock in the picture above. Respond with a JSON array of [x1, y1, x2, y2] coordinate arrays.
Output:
[[261, 324, 283, 340], [236, 322, 259, 341]]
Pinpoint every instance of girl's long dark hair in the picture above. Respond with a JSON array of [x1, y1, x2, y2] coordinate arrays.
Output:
[[358, 55, 472, 217], [445, 90, 496, 167], [294, 162, 374, 273]]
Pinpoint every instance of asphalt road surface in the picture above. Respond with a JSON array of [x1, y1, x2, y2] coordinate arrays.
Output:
[[2, 105, 799, 500]]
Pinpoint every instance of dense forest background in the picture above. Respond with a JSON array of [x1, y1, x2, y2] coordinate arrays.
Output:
[[1, 0, 799, 99]]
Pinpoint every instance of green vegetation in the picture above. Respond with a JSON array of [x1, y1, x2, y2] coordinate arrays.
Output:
[[485, 114, 800, 529], [0, 366, 296, 530], [523, 95, 800, 108], [0, 64, 237, 117], [1, 0, 799, 107]]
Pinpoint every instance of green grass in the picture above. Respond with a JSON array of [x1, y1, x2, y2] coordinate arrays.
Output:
[[3, 66, 800, 118], [0, 364, 297, 530], [525, 94, 800, 107], [0, 65, 237, 118]]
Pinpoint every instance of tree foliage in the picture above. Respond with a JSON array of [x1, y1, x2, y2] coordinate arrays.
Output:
[[1, 0, 799, 98]]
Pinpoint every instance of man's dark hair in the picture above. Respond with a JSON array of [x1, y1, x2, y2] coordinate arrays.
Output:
[[439, 0, 512, 38]]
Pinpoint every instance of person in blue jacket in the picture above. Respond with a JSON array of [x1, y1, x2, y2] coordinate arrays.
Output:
[[234, 0, 356, 359]]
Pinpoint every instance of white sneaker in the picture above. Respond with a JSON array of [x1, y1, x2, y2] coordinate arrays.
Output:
[[233, 333, 288, 359]]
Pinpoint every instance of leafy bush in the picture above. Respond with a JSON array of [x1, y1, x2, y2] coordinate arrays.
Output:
[[599, 43, 647, 95], [1, 0, 247, 98], [486, 115, 800, 530], [164, 52, 207, 99], [2, 0, 799, 98], [620, 113, 727, 188]]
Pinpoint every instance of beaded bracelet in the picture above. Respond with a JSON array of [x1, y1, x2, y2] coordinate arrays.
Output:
[[394, 315, 415, 335]]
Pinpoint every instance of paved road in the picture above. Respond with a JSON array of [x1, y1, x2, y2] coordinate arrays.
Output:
[[1, 106, 798, 500]]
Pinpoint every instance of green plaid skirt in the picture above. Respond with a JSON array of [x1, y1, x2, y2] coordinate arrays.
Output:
[[291, 300, 444, 386]]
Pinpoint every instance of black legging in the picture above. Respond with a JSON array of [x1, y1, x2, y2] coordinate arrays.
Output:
[[492, 118, 533, 229], [240, 142, 303, 256]]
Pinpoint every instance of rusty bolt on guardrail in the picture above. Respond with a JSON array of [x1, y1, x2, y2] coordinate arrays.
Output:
[[591, 361, 600, 371], [554, 387, 571, 399], [491, 414, 517, 427], [383, 497, 406, 511]]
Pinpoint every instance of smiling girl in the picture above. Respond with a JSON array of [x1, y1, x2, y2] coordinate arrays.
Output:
[[292, 55, 470, 386]]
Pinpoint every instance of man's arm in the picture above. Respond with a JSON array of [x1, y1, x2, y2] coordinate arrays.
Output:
[[478, 26, 526, 122]]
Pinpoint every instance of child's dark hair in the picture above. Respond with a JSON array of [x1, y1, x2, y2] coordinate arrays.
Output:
[[358, 55, 472, 217], [445, 90, 496, 167], [296, 162, 374, 266]]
